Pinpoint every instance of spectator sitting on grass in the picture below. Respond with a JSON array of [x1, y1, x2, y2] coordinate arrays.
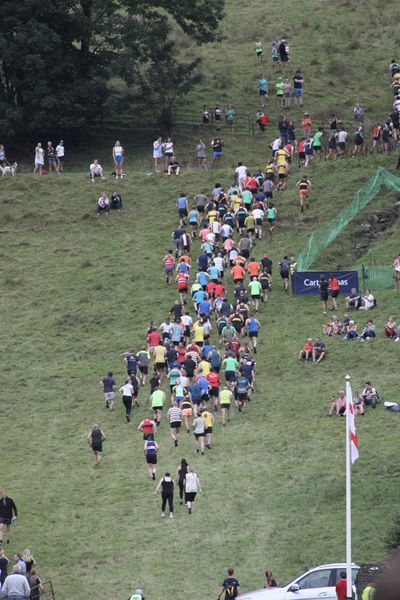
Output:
[[384, 315, 398, 338], [342, 313, 351, 333], [359, 289, 375, 310], [312, 337, 326, 364], [97, 192, 110, 216], [345, 287, 361, 309], [90, 159, 105, 181], [298, 338, 313, 361], [323, 314, 342, 336], [360, 319, 376, 340], [344, 320, 360, 340], [167, 156, 180, 175], [353, 390, 365, 415], [362, 381, 380, 409], [329, 390, 346, 416], [110, 191, 122, 210]]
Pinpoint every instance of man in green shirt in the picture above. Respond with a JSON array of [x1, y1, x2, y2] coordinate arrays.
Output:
[[248, 278, 262, 311], [225, 105, 236, 134], [222, 355, 239, 388], [151, 386, 165, 426], [312, 127, 324, 160]]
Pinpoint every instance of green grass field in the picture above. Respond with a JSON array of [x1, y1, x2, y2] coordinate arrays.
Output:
[[2, 0, 400, 599]]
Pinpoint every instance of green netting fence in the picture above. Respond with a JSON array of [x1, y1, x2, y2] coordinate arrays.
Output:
[[359, 265, 394, 290], [297, 167, 400, 276]]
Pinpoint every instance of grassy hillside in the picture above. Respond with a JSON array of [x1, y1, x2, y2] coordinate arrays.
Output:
[[2, 0, 400, 599]]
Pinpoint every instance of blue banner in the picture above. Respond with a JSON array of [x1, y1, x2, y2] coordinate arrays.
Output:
[[292, 271, 359, 295]]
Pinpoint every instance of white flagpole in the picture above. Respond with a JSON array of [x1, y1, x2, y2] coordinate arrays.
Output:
[[345, 374, 352, 600]]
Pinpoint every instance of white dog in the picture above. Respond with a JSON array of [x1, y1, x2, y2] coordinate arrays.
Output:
[[0, 162, 18, 176]]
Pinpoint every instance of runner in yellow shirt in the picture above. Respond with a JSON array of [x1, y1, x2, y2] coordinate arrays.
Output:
[[219, 386, 233, 425], [201, 407, 215, 449], [192, 320, 205, 347], [153, 342, 167, 382]]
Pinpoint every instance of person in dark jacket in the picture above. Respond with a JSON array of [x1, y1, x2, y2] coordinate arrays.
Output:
[[0, 490, 17, 545], [155, 472, 174, 518]]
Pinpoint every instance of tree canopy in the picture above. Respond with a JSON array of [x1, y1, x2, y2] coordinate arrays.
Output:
[[0, 0, 224, 137]]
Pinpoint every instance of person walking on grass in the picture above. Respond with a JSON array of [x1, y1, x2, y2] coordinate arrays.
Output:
[[167, 401, 182, 447], [100, 371, 116, 411], [296, 175, 311, 212], [138, 416, 157, 440], [329, 273, 340, 311], [87, 424, 106, 467], [119, 379, 134, 423], [193, 413, 206, 454], [246, 314, 260, 353], [176, 458, 189, 505], [279, 256, 291, 290], [155, 472, 174, 518], [144, 438, 159, 480], [184, 466, 201, 514], [0, 490, 17, 546], [218, 568, 241, 600]]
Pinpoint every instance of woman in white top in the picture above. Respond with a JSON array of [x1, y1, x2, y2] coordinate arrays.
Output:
[[359, 289, 375, 310], [153, 137, 163, 172], [34, 143, 44, 175], [184, 466, 201, 514], [112, 140, 124, 179]]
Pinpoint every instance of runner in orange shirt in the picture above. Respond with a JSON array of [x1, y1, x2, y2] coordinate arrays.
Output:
[[328, 273, 340, 311], [176, 271, 189, 304], [246, 258, 261, 279], [231, 264, 245, 283]]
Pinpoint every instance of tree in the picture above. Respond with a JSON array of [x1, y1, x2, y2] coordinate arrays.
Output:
[[0, 0, 224, 137]]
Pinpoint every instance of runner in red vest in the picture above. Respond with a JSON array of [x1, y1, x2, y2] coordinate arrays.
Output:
[[176, 271, 189, 304], [163, 251, 175, 284], [138, 417, 156, 440], [329, 273, 340, 311], [206, 368, 221, 411]]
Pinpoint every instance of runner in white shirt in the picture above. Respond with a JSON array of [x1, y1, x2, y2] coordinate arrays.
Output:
[[272, 137, 282, 155], [337, 129, 348, 157], [56, 140, 65, 172], [213, 254, 225, 276], [181, 313, 193, 343], [160, 320, 174, 341], [252, 207, 265, 239], [235, 162, 248, 191], [221, 223, 233, 240], [119, 382, 134, 422]]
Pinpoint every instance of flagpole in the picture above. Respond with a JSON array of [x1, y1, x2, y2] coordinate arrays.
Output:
[[345, 374, 352, 600]]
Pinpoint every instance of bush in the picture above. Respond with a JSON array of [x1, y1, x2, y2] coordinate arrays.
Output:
[[386, 514, 400, 552]]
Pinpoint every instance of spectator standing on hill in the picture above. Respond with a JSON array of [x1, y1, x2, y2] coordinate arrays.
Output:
[[87, 424, 105, 466], [196, 140, 207, 168], [278, 38, 290, 67], [337, 127, 348, 157], [318, 275, 329, 314], [202, 106, 210, 128], [301, 113, 312, 138], [1, 565, 30, 599], [28, 568, 42, 600], [155, 472, 174, 518], [0, 490, 17, 546], [225, 105, 236, 133], [33, 143, 44, 175], [275, 77, 285, 108], [153, 136, 163, 172], [392, 253, 400, 290], [0, 548, 9, 586], [100, 371, 116, 410], [55, 140, 65, 172], [214, 105, 222, 131], [293, 70, 303, 106], [271, 40, 279, 65], [112, 140, 124, 179], [354, 104, 364, 122], [218, 568, 241, 600], [45, 141, 59, 174]]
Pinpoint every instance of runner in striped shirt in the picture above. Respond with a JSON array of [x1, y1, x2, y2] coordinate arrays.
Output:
[[163, 250, 175, 284], [167, 402, 182, 447]]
